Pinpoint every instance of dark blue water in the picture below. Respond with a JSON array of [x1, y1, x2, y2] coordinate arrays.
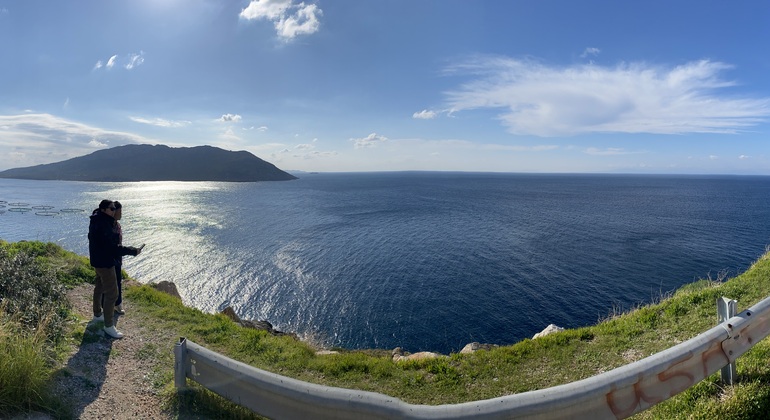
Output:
[[2, 173, 770, 354]]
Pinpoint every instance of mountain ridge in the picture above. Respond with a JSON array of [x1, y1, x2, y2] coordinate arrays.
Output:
[[0, 144, 297, 182]]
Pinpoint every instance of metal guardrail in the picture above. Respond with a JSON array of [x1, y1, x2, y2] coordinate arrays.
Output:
[[174, 295, 770, 419]]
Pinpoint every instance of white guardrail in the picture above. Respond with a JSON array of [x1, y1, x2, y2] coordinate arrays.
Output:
[[174, 295, 770, 419]]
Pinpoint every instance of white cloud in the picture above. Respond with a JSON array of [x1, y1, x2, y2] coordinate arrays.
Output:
[[0, 8, 8, 14], [352, 133, 388, 149], [584, 147, 644, 156], [240, 0, 289, 20], [125, 51, 145, 70], [130, 116, 191, 128], [258, 126, 268, 131], [481, 143, 558, 152], [0, 113, 147, 170], [218, 113, 242, 122], [218, 127, 241, 143], [443, 57, 770, 137], [240, 0, 322, 41], [275, 3, 321, 40], [739, 154, 750, 159], [89, 138, 108, 148], [295, 143, 314, 150], [710, 155, 719, 160], [95, 52, 145, 71], [413, 109, 437, 119], [580, 47, 601, 58]]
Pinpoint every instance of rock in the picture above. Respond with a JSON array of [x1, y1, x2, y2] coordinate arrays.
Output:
[[315, 350, 339, 355], [217, 307, 298, 339], [533, 324, 565, 339], [241, 319, 274, 332], [151, 281, 182, 299], [391, 347, 445, 362], [460, 342, 498, 354], [220, 306, 242, 323]]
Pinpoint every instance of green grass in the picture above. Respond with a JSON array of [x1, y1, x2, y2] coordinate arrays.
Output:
[[3, 239, 770, 418], [0, 313, 49, 415]]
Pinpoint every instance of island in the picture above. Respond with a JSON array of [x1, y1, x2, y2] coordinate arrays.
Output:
[[0, 144, 297, 182]]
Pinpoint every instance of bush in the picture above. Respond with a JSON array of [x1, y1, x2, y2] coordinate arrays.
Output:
[[0, 245, 71, 343]]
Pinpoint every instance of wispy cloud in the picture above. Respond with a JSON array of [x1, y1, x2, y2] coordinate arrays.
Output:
[[94, 52, 145, 71], [580, 47, 601, 58], [218, 113, 242, 122], [219, 127, 241, 142], [240, 0, 322, 41], [352, 133, 388, 149], [412, 109, 437, 119], [442, 57, 770, 137], [584, 147, 645, 156], [130, 116, 191, 128], [125, 52, 145, 70], [0, 114, 147, 170]]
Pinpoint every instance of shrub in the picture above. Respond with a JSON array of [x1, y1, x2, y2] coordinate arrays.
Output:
[[0, 245, 71, 343]]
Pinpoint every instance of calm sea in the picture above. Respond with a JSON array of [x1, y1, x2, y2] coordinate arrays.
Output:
[[2, 173, 770, 354]]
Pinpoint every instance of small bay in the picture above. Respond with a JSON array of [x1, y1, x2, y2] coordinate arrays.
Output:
[[2, 172, 770, 354]]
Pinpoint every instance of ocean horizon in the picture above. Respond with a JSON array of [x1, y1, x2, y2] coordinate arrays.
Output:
[[2, 172, 770, 354]]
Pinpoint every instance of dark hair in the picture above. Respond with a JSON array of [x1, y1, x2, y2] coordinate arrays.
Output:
[[98, 200, 113, 211], [113, 201, 122, 210]]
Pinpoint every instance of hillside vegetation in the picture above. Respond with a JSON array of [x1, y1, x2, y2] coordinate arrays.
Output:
[[2, 239, 770, 418]]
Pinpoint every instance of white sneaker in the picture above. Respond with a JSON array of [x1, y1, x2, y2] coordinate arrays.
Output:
[[103, 326, 124, 339], [115, 305, 125, 315], [93, 314, 104, 322]]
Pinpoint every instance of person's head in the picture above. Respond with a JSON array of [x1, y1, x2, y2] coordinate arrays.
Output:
[[98, 199, 117, 217], [113, 201, 123, 220]]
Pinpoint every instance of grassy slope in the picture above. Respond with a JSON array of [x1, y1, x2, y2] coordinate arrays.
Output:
[[3, 240, 770, 418], [125, 247, 770, 418]]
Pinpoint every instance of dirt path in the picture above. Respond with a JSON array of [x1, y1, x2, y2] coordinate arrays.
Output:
[[50, 282, 171, 419]]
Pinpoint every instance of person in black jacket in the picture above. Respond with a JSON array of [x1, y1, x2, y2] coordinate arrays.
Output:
[[88, 199, 141, 339], [101, 201, 127, 315]]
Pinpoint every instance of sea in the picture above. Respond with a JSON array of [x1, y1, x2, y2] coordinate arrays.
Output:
[[1, 172, 770, 354]]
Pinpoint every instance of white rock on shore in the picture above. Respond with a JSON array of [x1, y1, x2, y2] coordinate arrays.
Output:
[[532, 324, 564, 339]]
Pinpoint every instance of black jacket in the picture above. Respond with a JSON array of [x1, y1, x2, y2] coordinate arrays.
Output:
[[88, 211, 137, 268]]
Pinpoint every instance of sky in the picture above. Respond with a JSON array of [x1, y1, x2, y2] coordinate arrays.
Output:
[[1, 0, 770, 174]]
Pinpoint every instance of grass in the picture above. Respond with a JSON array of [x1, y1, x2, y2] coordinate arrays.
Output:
[[3, 239, 770, 418]]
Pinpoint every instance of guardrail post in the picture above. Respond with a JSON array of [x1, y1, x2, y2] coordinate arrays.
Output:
[[174, 337, 188, 389], [717, 297, 737, 385]]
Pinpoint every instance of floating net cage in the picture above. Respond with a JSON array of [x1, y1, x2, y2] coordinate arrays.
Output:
[[0, 200, 85, 216], [35, 211, 60, 216]]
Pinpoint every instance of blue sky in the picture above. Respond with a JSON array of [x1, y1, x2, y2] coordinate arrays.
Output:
[[1, 1, 769, 174]]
